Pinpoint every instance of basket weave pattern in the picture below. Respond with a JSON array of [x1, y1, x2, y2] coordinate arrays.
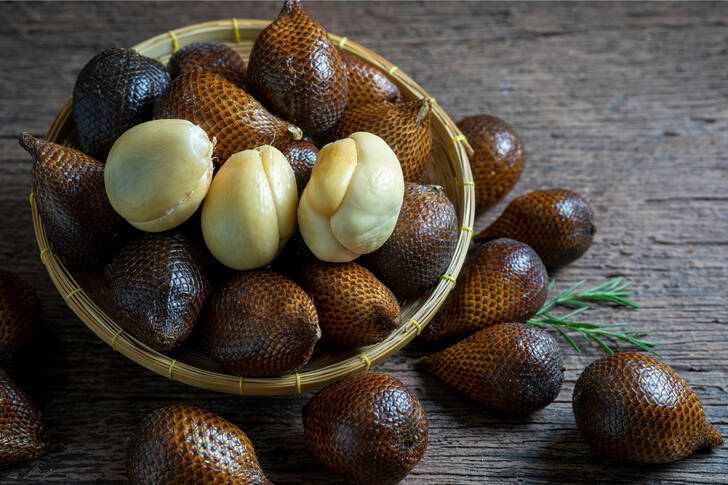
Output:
[[32, 19, 474, 395]]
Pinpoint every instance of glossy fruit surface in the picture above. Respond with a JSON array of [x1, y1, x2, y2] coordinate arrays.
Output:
[[423, 322, 564, 415], [279, 140, 318, 194], [73, 48, 169, 160], [0, 271, 42, 372], [326, 99, 432, 182], [127, 404, 271, 484], [303, 373, 427, 485], [201, 145, 298, 270], [292, 260, 401, 349], [247, 0, 348, 135], [424, 238, 548, 342], [476, 188, 595, 270], [104, 119, 214, 232], [297, 132, 404, 262], [573, 352, 723, 463], [153, 71, 302, 167], [0, 368, 52, 465], [457, 114, 525, 213], [341, 50, 401, 107], [20, 133, 128, 267], [110, 230, 210, 351], [364, 183, 458, 300], [168, 40, 246, 88], [203, 269, 320, 376]]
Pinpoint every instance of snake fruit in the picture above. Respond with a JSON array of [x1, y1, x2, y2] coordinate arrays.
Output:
[[423, 322, 564, 415], [424, 238, 548, 342], [476, 188, 595, 270], [247, 0, 348, 135], [73, 48, 169, 160], [573, 352, 723, 463], [303, 373, 427, 485], [202, 269, 320, 377], [127, 404, 271, 484], [20, 133, 129, 267]]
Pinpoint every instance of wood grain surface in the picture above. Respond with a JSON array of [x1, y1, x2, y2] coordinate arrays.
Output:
[[1, 1, 726, 483]]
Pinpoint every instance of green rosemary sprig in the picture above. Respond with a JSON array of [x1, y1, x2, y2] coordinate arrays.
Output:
[[527, 278, 660, 356]]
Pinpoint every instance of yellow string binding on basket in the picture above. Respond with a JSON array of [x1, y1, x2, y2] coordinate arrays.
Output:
[[168, 30, 179, 52], [239, 376, 245, 396], [406, 318, 422, 336], [168, 359, 177, 380], [360, 352, 371, 372], [338, 37, 348, 49], [440, 274, 456, 287], [64, 288, 82, 307], [388, 65, 398, 75], [111, 329, 124, 351], [295, 372, 301, 394], [39, 247, 52, 266], [232, 18, 241, 43], [29, 191, 34, 206], [461, 226, 473, 236]]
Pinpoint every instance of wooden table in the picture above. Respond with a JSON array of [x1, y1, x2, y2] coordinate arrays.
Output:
[[2, 2, 726, 483]]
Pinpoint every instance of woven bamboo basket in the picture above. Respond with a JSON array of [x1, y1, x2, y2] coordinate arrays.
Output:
[[32, 19, 474, 396]]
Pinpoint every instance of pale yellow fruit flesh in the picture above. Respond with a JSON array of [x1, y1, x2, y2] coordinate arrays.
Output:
[[104, 119, 214, 232], [330, 132, 404, 254], [202, 146, 297, 270], [298, 132, 404, 262]]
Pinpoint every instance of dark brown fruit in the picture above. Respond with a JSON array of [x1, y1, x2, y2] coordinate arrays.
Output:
[[127, 404, 271, 484], [476, 188, 596, 270], [0, 271, 43, 372], [341, 50, 401, 107], [457, 114, 525, 213], [168, 41, 246, 88], [573, 352, 723, 464], [303, 373, 427, 485], [73, 48, 170, 160], [326, 99, 432, 182], [247, 0, 348, 135], [423, 323, 564, 415], [153, 71, 302, 168], [20, 133, 129, 267], [424, 238, 548, 342], [0, 368, 52, 465], [279, 140, 318, 194], [292, 261, 401, 349], [110, 231, 210, 351], [202, 270, 320, 377], [363, 183, 458, 300]]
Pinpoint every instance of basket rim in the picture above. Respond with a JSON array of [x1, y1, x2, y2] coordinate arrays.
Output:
[[34, 18, 474, 396]]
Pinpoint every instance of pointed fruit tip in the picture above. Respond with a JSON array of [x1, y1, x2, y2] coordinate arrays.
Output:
[[18, 132, 39, 153], [281, 0, 304, 16], [702, 422, 724, 448]]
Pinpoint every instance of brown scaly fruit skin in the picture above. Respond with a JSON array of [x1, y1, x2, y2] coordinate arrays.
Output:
[[303, 373, 428, 485], [423, 238, 548, 342], [73, 48, 170, 160], [341, 50, 401, 107], [202, 270, 320, 377], [457, 115, 526, 213], [153, 71, 302, 168], [279, 140, 318, 195], [246, 0, 348, 135], [0, 368, 52, 465], [127, 405, 271, 485], [110, 231, 210, 351], [573, 352, 723, 464], [423, 323, 564, 415], [363, 183, 458, 300], [20, 133, 129, 267], [292, 261, 401, 349], [476, 188, 596, 270], [167, 41, 246, 88], [0, 271, 43, 372], [325, 99, 432, 183]]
